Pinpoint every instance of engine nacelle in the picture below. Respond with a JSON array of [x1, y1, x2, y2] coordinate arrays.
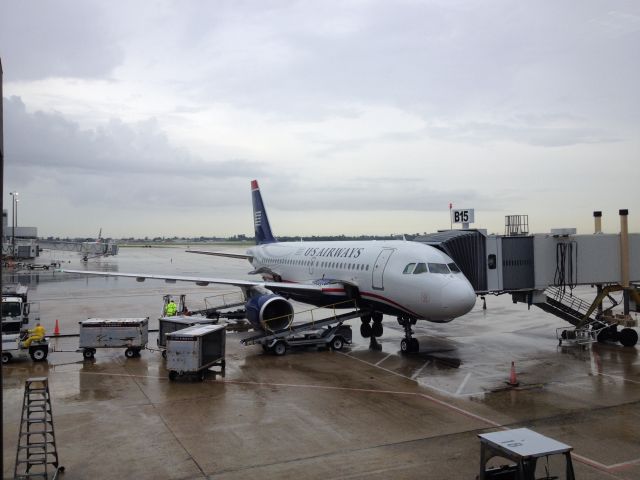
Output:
[[246, 294, 294, 332]]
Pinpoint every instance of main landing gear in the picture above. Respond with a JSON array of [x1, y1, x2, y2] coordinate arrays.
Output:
[[360, 312, 384, 351], [398, 316, 419, 354]]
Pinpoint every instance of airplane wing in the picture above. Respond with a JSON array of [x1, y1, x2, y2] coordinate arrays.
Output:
[[186, 250, 253, 260], [61, 269, 335, 294]]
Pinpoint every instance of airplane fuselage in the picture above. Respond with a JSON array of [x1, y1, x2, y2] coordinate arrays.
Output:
[[247, 239, 476, 322]]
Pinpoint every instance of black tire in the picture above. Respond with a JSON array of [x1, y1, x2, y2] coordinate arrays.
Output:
[[360, 322, 372, 338], [83, 349, 95, 359], [330, 336, 344, 351], [1, 353, 11, 364], [273, 341, 287, 356], [124, 348, 135, 359], [198, 370, 206, 382], [619, 328, 638, 347], [161, 350, 167, 359], [30, 347, 48, 362], [168, 370, 178, 381], [400, 338, 409, 354], [372, 322, 383, 337], [410, 338, 420, 352]]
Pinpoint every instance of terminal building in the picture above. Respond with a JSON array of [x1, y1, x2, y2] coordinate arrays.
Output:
[[2, 209, 39, 259]]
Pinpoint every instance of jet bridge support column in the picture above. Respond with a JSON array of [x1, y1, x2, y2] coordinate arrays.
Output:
[[620, 209, 630, 315], [594, 211, 604, 316]]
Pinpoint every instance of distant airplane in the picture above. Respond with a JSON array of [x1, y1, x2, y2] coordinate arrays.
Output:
[[64, 181, 476, 353]]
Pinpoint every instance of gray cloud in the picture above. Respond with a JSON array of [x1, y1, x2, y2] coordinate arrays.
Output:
[[0, 0, 124, 81], [3, 96, 263, 212], [4, 96, 261, 178]]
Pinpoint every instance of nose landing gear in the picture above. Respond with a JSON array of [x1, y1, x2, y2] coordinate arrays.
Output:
[[398, 316, 419, 353]]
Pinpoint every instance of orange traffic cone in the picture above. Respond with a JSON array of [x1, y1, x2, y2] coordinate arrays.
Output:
[[507, 361, 519, 387], [54, 319, 60, 336]]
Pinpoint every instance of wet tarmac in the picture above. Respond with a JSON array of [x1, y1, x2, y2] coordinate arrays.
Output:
[[2, 247, 640, 479]]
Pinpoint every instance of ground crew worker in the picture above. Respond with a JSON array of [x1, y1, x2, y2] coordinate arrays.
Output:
[[22, 322, 46, 348], [165, 299, 178, 316]]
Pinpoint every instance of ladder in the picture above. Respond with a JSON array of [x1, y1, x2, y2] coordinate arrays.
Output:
[[14, 377, 64, 479]]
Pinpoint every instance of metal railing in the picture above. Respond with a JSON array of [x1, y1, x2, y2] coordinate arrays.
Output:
[[545, 287, 594, 318]]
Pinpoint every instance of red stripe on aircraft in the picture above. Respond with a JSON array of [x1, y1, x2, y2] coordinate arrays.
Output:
[[361, 291, 419, 317]]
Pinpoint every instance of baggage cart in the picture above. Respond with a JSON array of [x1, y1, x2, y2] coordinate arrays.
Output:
[[157, 315, 219, 358], [79, 317, 149, 359], [166, 324, 226, 381]]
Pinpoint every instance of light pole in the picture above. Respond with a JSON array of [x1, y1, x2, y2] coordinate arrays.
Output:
[[9, 192, 19, 255], [9, 191, 18, 255]]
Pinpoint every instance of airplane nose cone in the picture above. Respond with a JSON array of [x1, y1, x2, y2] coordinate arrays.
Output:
[[441, 281, 476, 317]]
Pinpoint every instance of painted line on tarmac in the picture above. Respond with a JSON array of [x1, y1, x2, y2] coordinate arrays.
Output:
[[598, 372, 640, 385], [374, 354, 392, 366], [455, 372, 472, 396], [220, 379, 419, 397], [410, 360, 431, 380], [77, 371, 167, 380], [607, 457, 640, 470]]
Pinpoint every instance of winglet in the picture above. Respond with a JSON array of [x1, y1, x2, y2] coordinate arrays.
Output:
[[251, 179, 277, 245]]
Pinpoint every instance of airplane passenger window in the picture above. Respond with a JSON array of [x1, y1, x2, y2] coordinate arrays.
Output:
[[428, 263, 450, 274], [403, 263, 416, 274], [413, 263, 428, 274], [448, 263, 461, 273], [366, 265, 369, 271]]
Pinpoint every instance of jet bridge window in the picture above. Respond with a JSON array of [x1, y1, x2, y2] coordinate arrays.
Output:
[[413, 263, 428, 274], [428, 263, 450, 274], [403, 263, 416, 274]]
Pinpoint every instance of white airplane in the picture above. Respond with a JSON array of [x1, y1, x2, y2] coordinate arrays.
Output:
[[64, 180, 476, 353]]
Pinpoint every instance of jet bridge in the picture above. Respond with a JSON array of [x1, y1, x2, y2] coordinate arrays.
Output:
[[39, 240, 118, 261], [416, 211, 640, 346]]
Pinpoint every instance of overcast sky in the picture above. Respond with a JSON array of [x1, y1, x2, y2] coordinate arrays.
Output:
[[1, 0, 638, 238]]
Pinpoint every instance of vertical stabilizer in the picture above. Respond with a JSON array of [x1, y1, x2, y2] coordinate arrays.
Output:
[[251, 180, 277, 244]]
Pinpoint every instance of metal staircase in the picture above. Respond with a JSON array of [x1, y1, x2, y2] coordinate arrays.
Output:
[[14, 377, 64, 479], [535, 287, 598, 327]]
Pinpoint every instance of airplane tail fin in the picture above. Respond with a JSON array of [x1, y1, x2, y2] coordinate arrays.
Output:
[[251, 180, 277, 245]]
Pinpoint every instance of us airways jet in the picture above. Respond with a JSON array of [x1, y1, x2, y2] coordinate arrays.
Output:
[[64, 180, 476, 353]]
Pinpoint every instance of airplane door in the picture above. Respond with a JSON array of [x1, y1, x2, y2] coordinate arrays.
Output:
[[372, 248, 395, 290]]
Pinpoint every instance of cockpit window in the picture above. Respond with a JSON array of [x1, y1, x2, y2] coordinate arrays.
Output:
[[413, 263, 428, 274], [428, 263, 450, 274], [448, 262, 461, 273], [403, 263, 416, 274]]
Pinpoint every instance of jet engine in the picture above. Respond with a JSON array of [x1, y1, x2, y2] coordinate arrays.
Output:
[[245, 293, 294, 332]]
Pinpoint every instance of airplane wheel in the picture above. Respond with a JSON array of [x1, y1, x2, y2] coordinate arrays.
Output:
[[372, 322, 383, 337], [410, 338, 420, 352], [273, 341, 287, 356], [83, 349, 95, 359], [360, 323, 372, 338], [400, 338, 409, 354], [619, 328, 638, 347], [1, 353, 11, 364]]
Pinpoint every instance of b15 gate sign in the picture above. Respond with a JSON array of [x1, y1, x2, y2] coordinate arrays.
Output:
[[452, 209, 475, 224]]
